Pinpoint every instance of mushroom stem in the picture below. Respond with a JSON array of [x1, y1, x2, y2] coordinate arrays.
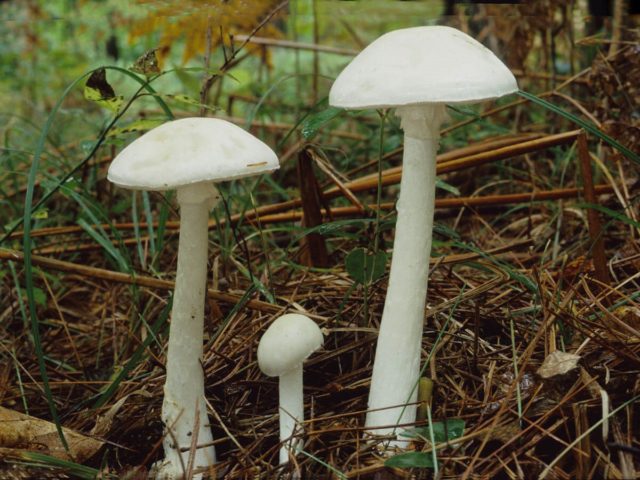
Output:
[[365, 104, 447, 440], [160, 182, 218, 477], [278, 366, 304, 464]]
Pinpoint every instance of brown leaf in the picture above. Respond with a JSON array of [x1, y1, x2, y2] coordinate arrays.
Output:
[[0, 406, 103, 462], [537, 351, 581, 379]]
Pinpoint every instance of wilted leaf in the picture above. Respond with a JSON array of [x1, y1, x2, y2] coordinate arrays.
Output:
[[416, 377, 434, 422], [83, 68, 124, 112], [0, 406, 103, 462], [345, 248, 387, 285], [128, 1, 283, 65], [487, 421, 521, 443], [385, 451, 436, 469], [131, 48, 161, 76], [537, 350, 581, 379], [91, 395, 129, 437]]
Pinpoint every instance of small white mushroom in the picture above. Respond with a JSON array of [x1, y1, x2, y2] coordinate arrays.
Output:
[[257, 313, 323, 465], [108, 117, 278, 479], [330, 26, 518, 442]]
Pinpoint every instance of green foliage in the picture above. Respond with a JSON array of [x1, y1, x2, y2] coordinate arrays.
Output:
[[16, 451, 106, 480], [385, 451, 436, 469], [386, 419, 465, 470], [301, 104, 343, 139], [401, 418, 466, 443], [345, 247, 387, 286]]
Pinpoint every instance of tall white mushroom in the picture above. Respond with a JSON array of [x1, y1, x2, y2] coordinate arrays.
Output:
[[107, 117, 279, 478], [257, 313, 323, 465], [329, 26, 517, 440]]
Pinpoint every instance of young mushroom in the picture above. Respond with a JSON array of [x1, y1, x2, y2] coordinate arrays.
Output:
[[329, 26, 517, 441], [108, 117, 279, 478], [257, 313, 324, 465]]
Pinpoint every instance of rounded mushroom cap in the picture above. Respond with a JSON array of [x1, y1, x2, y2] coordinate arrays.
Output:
[[257, 314, 323, 377], [329, 26, 518, 110], [107, 117, 279, 190]]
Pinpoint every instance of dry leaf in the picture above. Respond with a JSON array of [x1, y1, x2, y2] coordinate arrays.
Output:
[[91, 395, 129, 437], [537, 351, 581, 379], [0, 406, 103, 462]]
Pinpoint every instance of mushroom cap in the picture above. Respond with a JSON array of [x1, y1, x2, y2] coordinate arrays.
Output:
[[329, 26, 518, 110], [257, 314, 323, 377], [107, 117, 279, 190]]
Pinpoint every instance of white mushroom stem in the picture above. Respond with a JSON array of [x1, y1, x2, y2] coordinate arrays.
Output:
[[160, 182, 218, 477], [278, 367, 304, 464], [365, 104, 448, 440]]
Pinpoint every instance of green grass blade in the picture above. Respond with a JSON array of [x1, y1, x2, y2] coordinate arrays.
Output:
[[517, 90, 639, 164], [576, 202, 640, 229], [16, 451, 104, 480]]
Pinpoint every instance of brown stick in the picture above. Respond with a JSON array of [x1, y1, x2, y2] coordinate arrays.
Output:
[[577, 131, 610, 287], [297, 149, 330, 267], [252, 184, 614, 224], [231, 34, 359, 56], [0, 248, 280, 313]]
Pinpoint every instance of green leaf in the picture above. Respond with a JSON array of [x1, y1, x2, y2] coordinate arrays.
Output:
[[32, 287, 47, 307], [385, 452, 436, 469], [83, 68, 124, 112], [301, 106, 343, 140], [401, 418, 466, 443], [345, 248, 387, 285]]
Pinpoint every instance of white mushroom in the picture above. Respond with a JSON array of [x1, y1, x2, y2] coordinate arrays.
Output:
[[108, 117, 279, 478], [329, 26, 517, 441], [257, 313, 323, 465]]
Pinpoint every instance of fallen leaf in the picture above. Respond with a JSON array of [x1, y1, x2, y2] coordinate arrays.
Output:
[[0, 406, 103, 462], [537, 351, 581, 379]]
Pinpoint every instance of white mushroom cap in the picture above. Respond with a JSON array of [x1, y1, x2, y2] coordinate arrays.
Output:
[[329, 26, 518, 110], [107, 117, 279, 190], [257, 314, 323, 377]]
